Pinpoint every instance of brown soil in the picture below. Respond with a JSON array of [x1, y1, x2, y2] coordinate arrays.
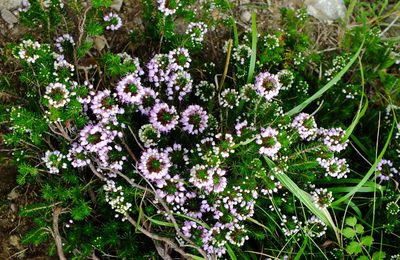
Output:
[[0, 158, 53, 259]]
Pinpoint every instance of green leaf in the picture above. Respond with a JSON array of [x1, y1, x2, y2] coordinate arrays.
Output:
[[71, 201, 91, 221], [247, 10, 257, 84], [294, 237, 308, 260], [355, 224, 364, 234], [346, 241, 362, 255], [342, 227, 356, 239], [345, 217, 357, 227], [226, 244, 237, 260], [332, 121, 395, 206], [357, 256, 369, 260], [286, 38, 365, 117], [360, 236, 373, 246], [372, 251, 386, 260], [264, 157, 340, 243]]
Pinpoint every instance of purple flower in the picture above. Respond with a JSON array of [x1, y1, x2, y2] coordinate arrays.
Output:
[[116, 74, 144, 104], [90, 89, 124, 124], [254, 71, 281, 101], [291, 113, 318, 141], [138, 87, 159, 115], [149, 103, 179, 133], [138, 148, 171, 181], [181, 105, 208, 135], [256, 127, 281, 157], [376, 159, 398, 181], [168, 47, 191, 69], [55, 34, 74, 53], [156, 175, 187, 205], [67, 143, 90, 168], [189, 165, 214, 190], [319, 127, 348, 152], [104, 12, 123, 31], [166, 70, 193, 101]]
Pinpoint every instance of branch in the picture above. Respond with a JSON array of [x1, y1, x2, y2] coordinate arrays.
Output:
[[52, 207, 67, 260]]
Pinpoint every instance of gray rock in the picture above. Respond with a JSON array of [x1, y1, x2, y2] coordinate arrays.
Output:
[[0, 0, 23, 10], [111, 0, 123, 11], [1, 8, 18, 25], [305, 0, 347, 23]]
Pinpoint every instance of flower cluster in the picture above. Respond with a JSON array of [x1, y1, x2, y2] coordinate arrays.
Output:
[[254, 71, 281, 101], [376, 159, 398, 182], [103, 12, 123, 31], [26, 40, 353, 259], [186, 22, 208, 46], [42, 150, 67, 174], [55, 34, 75, 53]]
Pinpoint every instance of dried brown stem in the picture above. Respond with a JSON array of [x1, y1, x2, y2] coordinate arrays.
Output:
[[52, 207, 67, 260]]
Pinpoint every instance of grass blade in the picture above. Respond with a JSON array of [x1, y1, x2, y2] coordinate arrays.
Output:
[[332, 121, 395, 206], [264, 157, 340, 243], [286, 39, 365, 117], [247, 10, 257, 83]]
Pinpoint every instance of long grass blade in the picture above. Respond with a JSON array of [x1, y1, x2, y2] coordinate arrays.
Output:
[[332, 121, 395, 206], [247, 10, 257, 83], [264, 157, 340, 243], [286, 39, 365, 117]]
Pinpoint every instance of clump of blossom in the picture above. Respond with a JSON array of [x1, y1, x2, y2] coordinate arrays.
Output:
[[305, 215, 327, 238], [225, 224, 249, 247], [164, 143, 189, 165], [138, 148, 171, 181], [55, 34, 75, 53], [14, 39, 46, 64], [103, 12, 123, 31], [214, 133, 235, 158], [317, 157, 349, 179], [376, 159, 398, 181], [138, 87, 159, 115], [311, 188, 333, 210], [277, 69, 295, 91], [256, 127, 281, 157], [138, 124, 160, 147], [42, 150, 67, 174], [79, 123, 121, 164], [67, 143, 90, 168], [186, 22, 208, 46], [168, 48, 191, 69], [157, 0, 178, 16], [240, 84, 256, 102], [156, 175, 187, 204], [220, 89, 240, 109], [116, 74, 144, 104], [195, 81, 215, 102], [254, 71, 281, 101], [232, 44, 252, 65], [319, 127, 348, 152], [291, 113, 318, 141], [149, 103, 179, 133], [91, 90, 125, 124], [104, 180, 132, 218], [181, 105, 209, 135], [189, 165, 214, 190], [209, 168, 227, 193], [166, 70, 193, 101], [147, 54, 171, 87], [44, 82, 70, 108], [281, 215, 301, 236]]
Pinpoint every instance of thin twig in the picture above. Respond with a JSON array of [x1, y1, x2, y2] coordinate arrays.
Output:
[[52, 207, 67, 260]]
